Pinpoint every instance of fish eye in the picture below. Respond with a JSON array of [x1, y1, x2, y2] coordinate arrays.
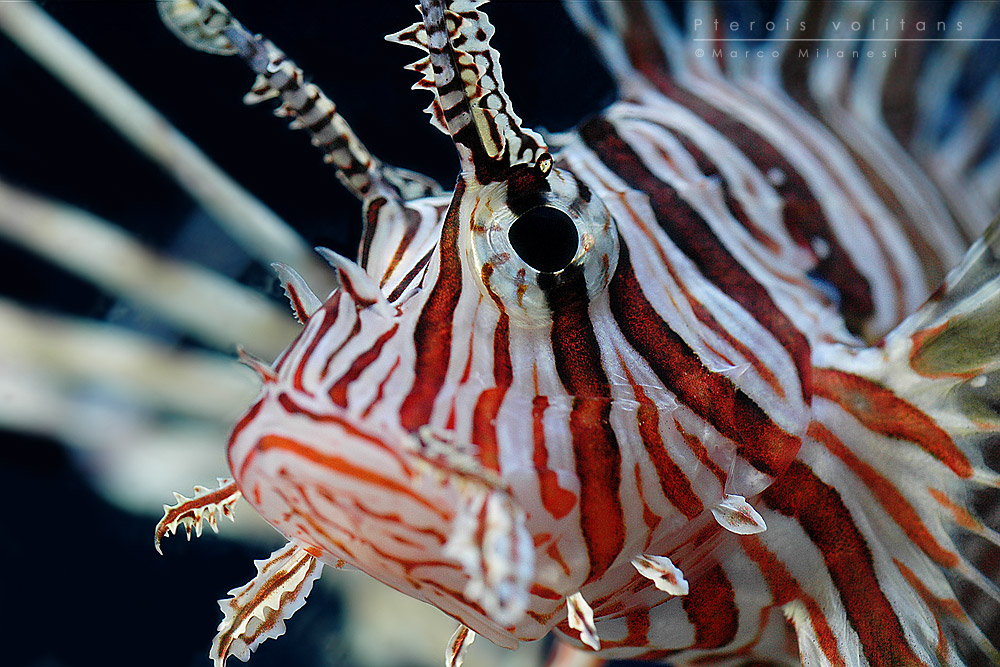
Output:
[[468, 166, 619, 322], [507, 206, 579, 274]]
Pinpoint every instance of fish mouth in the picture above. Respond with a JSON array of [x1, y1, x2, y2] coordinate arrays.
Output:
[[226, 389, 541, 647]]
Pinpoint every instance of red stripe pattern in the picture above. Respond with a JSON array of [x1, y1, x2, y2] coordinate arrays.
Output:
[[205, 1, 1000, 665]]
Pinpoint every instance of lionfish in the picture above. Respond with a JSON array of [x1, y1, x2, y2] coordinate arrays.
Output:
[[3, 0, 1000, 666]]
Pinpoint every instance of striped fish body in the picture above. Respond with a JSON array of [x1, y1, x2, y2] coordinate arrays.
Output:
[[157, 1, 1000, 665]]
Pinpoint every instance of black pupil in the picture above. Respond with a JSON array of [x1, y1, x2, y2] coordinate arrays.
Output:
[[507, 206, 579, 273]]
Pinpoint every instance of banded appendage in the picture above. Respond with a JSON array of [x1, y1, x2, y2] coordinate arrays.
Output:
[[153, 476, 335, 667], [158, 0, 442, 202], [388, 0, 547, 182], [211, 542, 323, 667], [157, 0, 453, 300], [154, 478, 241, 554]]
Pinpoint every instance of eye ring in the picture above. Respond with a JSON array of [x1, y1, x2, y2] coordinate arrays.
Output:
[[467, 167, 619, 322]]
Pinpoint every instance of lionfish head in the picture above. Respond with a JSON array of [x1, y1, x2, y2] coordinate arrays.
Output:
[[148, 0, 1000, 663], [226, 0, 626, 647]]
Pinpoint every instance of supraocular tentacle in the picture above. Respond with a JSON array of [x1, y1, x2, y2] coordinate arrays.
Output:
[[158, 0, 443, 203]]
